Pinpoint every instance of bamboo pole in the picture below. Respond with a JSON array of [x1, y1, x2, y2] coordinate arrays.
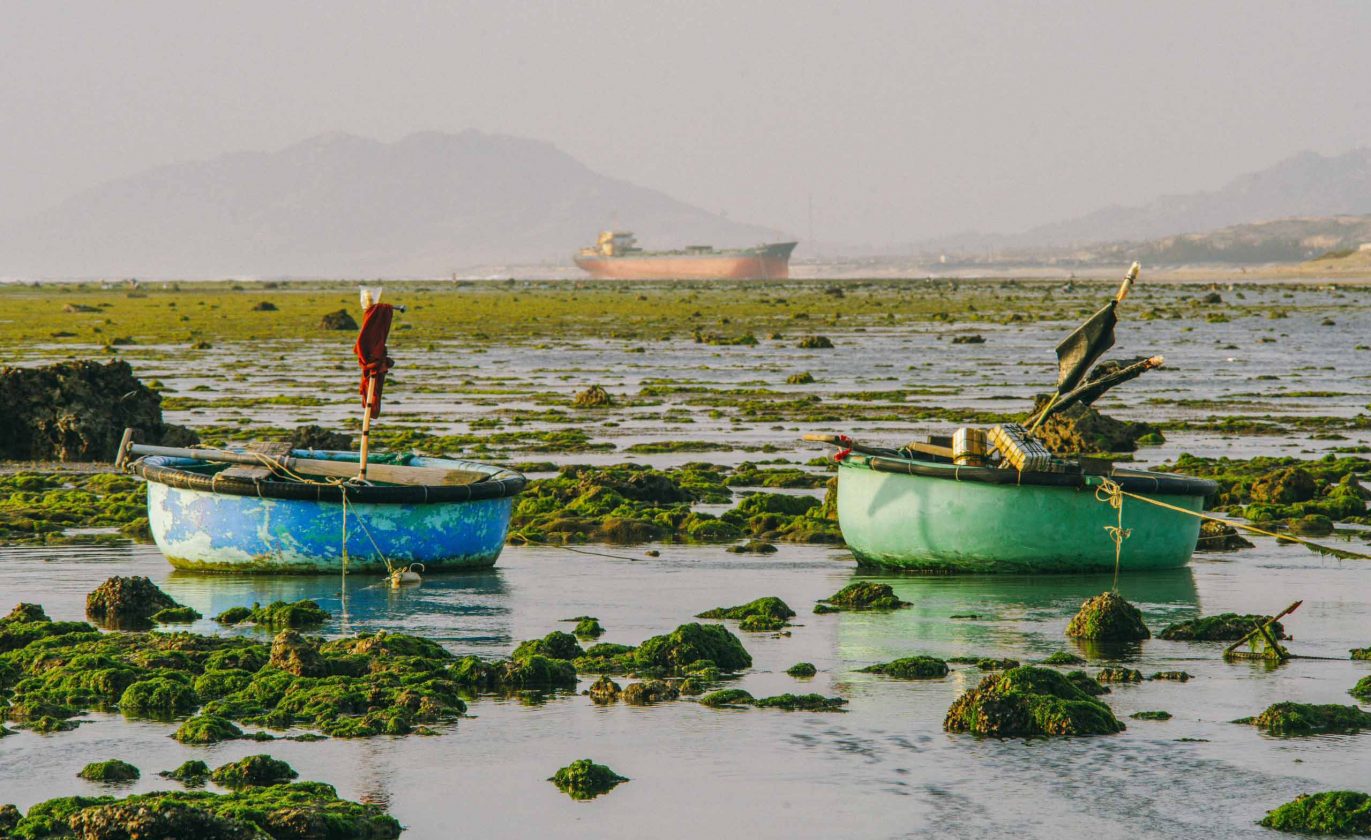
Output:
[[357, 375, 378, 483]]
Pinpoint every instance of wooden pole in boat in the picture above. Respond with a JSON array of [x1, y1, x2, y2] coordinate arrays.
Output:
[[357, 375, 378, 483]]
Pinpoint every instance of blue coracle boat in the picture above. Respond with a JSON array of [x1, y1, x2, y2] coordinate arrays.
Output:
[[131, 450, 525, 573]]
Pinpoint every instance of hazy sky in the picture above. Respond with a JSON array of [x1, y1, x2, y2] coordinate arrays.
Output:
[[2, 0, 1368, 247]]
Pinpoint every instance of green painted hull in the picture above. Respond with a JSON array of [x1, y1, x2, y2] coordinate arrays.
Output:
[[837, 457, 1204, 574]]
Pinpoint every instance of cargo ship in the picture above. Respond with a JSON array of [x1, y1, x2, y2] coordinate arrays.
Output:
[[574, 231, 797, 279]]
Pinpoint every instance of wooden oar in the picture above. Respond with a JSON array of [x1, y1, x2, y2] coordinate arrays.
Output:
[[118, 434, 489, 487]]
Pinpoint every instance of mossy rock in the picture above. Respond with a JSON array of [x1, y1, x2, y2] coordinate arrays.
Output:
[[1353, 648, 1371, 661], [268, 629, 328, 677], [738, 615, 788, 633], [753, 693, 846, 711], [633, 623, 751, 675], [1261, 791, 1371, 834], [859, 656, 948, 679], [119, 676, 198, 719], [513, 631, 584, 662], [1195, 519, 1255, 551], [975, 658, 1020, 671], [1148, 671, 1193, 682], [1352, 677, 1371, 703], [786, 372, 815, 385], [621, 679, 679, 705], [78, 759, 140, 783], [1096, 667, 1143, 684], [1159, 613, 1286, 641], [725, 539, 778, 554], [244, 599, 330, 629], [210, 754, 298, 789], [159, 760, 211, 787], [699, 688, 755, 708], [817, 582, 911, 612], [944, 666, 1125, 737], [572, 618, 604, 639], [550, 759, 628, 800], [174, 714, 243, 744], [587, 676, 621, 704], [214, 606, 253, 625], [572, 385, 614, 408], [1247, 702, 1371, 737], [1039, 651, 1086, 665], [786, 662, 817, 678], [1251, 467, 1319, 504], [1064, 592, 1150, 641], [796, 335, 834, 349], [319, 309, 358, 330], [152, 606, 201, 623], [696, 596, 795, 623], [1131, 711, 1172, 721]]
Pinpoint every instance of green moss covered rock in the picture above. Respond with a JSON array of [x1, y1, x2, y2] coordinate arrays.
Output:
[[78, 759, 140, 783], [859, 656, 948, 679], [174, 714, 243, 744], [633, 623, 751, 674], [1261, 791, 1371, 834], [1160, 613, 1287, 641], [816, 582, 910, 612], [1039, 651, 1086, 665], [786, 662, 817, 678], [699, 688, 755, 708], [696, 596, 795, 623], [159, 760, 211, 786], [1096, 667, 1143, 684], [152, 605, 201, 623], [944, 666, 1125, 737], [1064, 592, 1150, 641], [1247, 702, 1371, 737], [85, 576, 182, 628], [753, 693, 847, 711], [512, 631, 584, 662], [119, 675, 198, 719], [621, 679, 679, 705], [572, 618, 603, 639], [587, 676, 621, 704], [550, 759, 628, 800], [210, 754, 298, 789]]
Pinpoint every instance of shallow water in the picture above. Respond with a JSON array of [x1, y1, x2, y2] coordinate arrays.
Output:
[[1, 536, 1368, 839], [2, 279, 1370, 838]]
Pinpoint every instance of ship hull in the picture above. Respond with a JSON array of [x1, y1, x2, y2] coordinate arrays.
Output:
[[574, 242, 796, 280]]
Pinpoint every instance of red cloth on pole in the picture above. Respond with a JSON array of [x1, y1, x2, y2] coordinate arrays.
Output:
[[354, 303, 395, 418]]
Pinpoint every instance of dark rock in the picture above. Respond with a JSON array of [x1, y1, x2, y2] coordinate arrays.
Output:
[[1195, 519, 1255, 551], [1034, 402, 1161, 455], [319, 309, 358, 330], [1065, 592, 1151, 641], [1148, 671, 1193, 682], [85, 576, 182, 627], [797, 335, 834, 349], [752, 693, 847, 711], [1096, 667, 1144, 684], [0, 360, 197, 461], [621, 679, 679, 705], [572, 385, 613, 408], [1251, 467, 1319, 505], [289, 425, 352, 451], [69, 802, 258, 840], [587, 676, 621, 704], [1247, 702, 1371, 736], [951, 334, 985, 344], [250, 301, 278, 311]]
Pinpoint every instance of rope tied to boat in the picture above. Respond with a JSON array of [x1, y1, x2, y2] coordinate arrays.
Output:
[[1087, 475, 1371, 562], [1094, 477, 1131, 591]]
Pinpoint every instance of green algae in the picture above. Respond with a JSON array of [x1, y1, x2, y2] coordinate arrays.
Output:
[[240, 600, 330, 629], [858, 656, 949, 679], [0, 473, 149, 546], [944, 666, 1125, 737], [210, 755, 299, 789], [752, 693, 847, 711], [785, 662, 817, 678], [699, 688, 755, 708], [1131, 711, 1172, 721], [720, 492, 842, 544], [77, 760, 140, 783], [816, 582, 910, 612], [1353, 648, 1370, 660], [1351, 677, 1371, 702], [572, 385, 614, 408], [1245, 702, 1371, 737], [5, 781, 402, 839], [1159, 613, 1287, 641], [214, 607, 253, 625], [1261, 791, 1371, 834], [1064, 592, 1150, 641], [119, 675, 198, 719], [512, 631, 584, 662], [796, 335, 834, 349], [175, 714, 244, 744], [738, 615, 787, 632], [1148, 671, 1193, 682], [1160, 454, 1370, 524], [550, 759, 628, 800], [974, 658, 1020, 671]]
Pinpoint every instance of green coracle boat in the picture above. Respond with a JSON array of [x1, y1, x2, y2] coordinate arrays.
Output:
[[833, 448, 1216, 574]]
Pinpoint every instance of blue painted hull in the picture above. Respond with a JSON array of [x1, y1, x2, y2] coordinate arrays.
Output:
[[143, 454, 519, 573]]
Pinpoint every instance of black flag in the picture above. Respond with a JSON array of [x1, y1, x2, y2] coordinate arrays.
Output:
[[1053, 262, 1139, 394]]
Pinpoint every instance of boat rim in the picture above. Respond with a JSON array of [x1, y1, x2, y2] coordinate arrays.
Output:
[[840, 451, 1217, 497], [132, 450, 526, 504]]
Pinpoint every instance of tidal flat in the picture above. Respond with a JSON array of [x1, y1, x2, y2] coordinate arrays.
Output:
[[2, 277, 1370, 838]]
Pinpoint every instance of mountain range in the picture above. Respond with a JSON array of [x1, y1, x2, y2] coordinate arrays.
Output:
[[0, 131, 783, 278]]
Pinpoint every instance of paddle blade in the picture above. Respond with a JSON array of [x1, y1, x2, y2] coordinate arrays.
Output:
[[1054, 300, 1117, 394]]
